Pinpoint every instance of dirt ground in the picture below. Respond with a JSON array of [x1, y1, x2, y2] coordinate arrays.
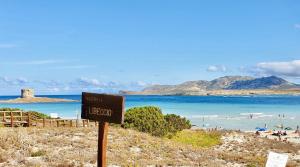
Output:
[[0, 127, 299, 167]]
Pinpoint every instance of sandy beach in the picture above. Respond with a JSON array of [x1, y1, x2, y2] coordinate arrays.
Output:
[[0, 97, 78, 103], [255, 130, 300, 144]]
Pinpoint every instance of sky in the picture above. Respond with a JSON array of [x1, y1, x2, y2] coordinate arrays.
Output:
[[0, 0, 300, 95]]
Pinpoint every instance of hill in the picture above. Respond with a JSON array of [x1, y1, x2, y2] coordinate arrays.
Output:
[[120, 76, 300, 95]]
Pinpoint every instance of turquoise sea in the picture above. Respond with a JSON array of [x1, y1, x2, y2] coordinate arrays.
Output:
[[0, 95, 299, 131]]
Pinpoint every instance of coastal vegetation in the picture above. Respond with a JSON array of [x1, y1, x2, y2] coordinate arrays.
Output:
[[171, 130, 221, 148], [124, 106, 191, 137], [0, 127, 299, 166], [0, 107, 21, 111], [0, 108, 50, 119], [124, 106, 167, 136], [30, 150, 47, 157], [26, 111, 51, 119], [164, 114, 192, 134], [123, 106, 222, 149], [0, 107, 299, 166]]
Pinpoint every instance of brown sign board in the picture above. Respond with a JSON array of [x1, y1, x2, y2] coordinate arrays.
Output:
[[81, 92, 125, 124]]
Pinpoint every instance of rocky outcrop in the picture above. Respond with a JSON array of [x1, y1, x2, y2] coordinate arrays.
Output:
[[226, 76, 295, 89], [121, 76, 300, 95]]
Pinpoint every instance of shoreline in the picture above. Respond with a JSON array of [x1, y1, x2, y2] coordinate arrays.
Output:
[[121, 89, 300, 96], [1, 94, 300, 98], [1, 95, 299, 137], [0, 97, 79, 104], [192, 127, 300, 144], [247, 130, 300, 144]]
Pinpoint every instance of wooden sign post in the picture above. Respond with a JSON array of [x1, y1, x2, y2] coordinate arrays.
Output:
[[81, 92, 125, 167]]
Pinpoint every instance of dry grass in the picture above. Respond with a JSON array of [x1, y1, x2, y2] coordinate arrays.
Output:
[[170, 130, 221, 148], [0, 127, 299, 167]]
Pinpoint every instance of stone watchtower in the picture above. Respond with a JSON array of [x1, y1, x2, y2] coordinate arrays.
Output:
[[21, 89, 35, 98]]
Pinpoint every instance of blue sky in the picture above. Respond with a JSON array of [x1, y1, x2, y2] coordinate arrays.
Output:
[[0, 0, 300, 95]]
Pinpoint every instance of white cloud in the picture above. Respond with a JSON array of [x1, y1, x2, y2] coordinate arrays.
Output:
[[76, 78, 103, 87], [51, 65, 93, 69], [295, 24, 300, 29], [254, 60, 300, 77], [0, 44, 16, 48], [16, 60, 63, 65], [46, 87, 60, 92], [63, 86, 70, 91], [16, 77, 28, 83], [68, 78, 150, 93], [135, 81, 148, 87], [2, 59, 93, 70], [0, 76, 28, 86], [1, 59, 74, 66], [207, 65, 227, 72], [0, 76, 149, 94], [0, 76, 10, 82]]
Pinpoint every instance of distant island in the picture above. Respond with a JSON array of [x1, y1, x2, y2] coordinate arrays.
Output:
[[0, 89, 77, 103], [120, 76, 300, 96]]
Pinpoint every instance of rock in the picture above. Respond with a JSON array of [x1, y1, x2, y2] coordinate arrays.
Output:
[[129, 146, 142, 154]]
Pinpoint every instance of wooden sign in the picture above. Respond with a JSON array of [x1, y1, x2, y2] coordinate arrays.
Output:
[[81, 92, 125, 167], [82, 92, 125, 124]]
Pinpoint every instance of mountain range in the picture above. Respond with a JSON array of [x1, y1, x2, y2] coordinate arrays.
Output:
[[120, 76, 300, 95]]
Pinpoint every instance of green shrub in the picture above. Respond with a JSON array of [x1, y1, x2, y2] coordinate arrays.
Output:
[[0, 108, 50, 119], [164, 114, 191, 134], [0, 108, 21, 111], [246, 164, 257, 167], [124, 106, 191, 137], [27, 111, 50, 119], [31, 150, 46, 157], [124, 106, 168, 137]]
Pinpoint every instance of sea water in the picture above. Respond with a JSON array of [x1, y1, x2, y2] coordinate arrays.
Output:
[[0, 95, 299, 131]]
